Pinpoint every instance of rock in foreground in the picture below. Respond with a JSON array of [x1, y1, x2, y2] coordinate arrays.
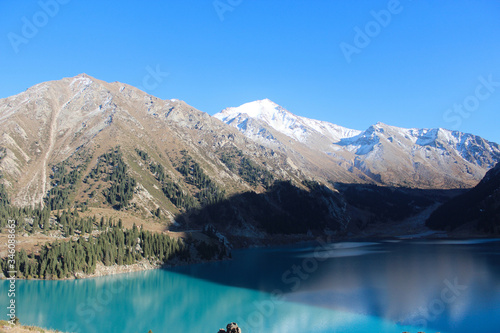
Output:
[[218, 322, 241, 333]]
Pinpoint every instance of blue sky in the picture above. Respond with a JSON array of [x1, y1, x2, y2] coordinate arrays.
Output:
[[1, 0, 500, 143]]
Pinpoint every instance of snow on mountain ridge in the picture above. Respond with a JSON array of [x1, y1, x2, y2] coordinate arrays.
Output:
[[216, 101, 500, 173], [3, 74, 500, 193], [336, 122, 500, 169], [70, 74, 93, 89], [215, 99, 361, 143]]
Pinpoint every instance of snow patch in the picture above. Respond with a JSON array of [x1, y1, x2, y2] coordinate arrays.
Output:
[[70, 75, 93, 88], [214, 99, 360, 143]]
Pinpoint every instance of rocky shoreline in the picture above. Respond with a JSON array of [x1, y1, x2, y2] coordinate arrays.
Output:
[[73, 259, 159, 279], [0, 249, 230, 281], [0, 260, 159, 281]]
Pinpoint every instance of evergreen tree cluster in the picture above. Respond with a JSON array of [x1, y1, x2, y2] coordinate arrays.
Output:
[[198, 183, 225, 206], [0, 185, 50, 232], [135, 148, 166, 181], [239, 157, 274, 188], [56, 208, 96, 236], [183, 181, 343, 235], [87, 148, 137, 209], [149, 161, 166, 182], [0, 224, 187, 279], [135, 148, 197, 211], [301, 179, 321, 191], [162, 181, 197, 211], [0, 146, 6, 160], [194, 240, 225, 261], [0, 147, 5, 178], [177, 151, 225, 206], [45, 151, 92, 210], [0, 205, 51, 233], [0, 183, 9, 208], [135, 148, 150, 162], [219, 150, 238, 171], [136, 148, 227, 209], [219, 148, 274, 188]]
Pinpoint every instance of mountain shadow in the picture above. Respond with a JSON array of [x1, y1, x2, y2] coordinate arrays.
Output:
[[172, 180, 348, 244], [333, 182, 466, 230], [172, 180, 469, 245], [426, 162, 500, 234], [163, 180, 475, 329]]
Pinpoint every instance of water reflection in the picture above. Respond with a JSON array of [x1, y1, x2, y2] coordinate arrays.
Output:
[[2, 270, 420, 333], [171, 240, 500, 332], [1, 240, 499, 333], [410, 238, 500, 245]]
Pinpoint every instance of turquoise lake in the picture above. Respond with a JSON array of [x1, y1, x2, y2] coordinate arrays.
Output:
[[2, 239, 500, 332]]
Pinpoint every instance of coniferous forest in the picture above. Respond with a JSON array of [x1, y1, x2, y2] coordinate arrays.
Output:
[[0, 147, 228, 280], [1, 223, 186, 279]]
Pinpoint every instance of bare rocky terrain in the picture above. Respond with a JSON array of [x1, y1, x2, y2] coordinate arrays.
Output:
[[0, 73, 499, 264]]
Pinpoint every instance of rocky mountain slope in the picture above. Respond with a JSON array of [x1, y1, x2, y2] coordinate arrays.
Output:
[[1, 74, 499, 241], [216, 100, 500, 188], [0, 75, 287, 207], [426, 162, 500, 234], [0, 74, 351, 240]]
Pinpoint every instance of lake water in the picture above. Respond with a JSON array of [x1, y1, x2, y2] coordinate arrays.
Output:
[[2, 239, 500, 333]]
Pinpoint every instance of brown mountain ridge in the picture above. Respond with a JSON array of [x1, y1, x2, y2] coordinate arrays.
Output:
[[0, 74, 499, 240]]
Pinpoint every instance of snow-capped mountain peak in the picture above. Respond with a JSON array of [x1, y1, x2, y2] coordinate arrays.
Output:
[[215, 101, 500, 188], [219, 98, 282, 119], [214, 99, 360, 144], [215, 99, 295, 135], [336, 122, 500, 169]]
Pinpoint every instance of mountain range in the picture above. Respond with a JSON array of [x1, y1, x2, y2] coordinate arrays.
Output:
[[1, 74, 499, 239], [215, 99, 500, 188]]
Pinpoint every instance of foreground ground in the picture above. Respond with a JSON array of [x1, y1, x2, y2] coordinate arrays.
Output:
[[0, 320, 67, 333]]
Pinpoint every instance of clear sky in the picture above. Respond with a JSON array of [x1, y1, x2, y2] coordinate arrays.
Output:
[[1, 0, 499, 143]]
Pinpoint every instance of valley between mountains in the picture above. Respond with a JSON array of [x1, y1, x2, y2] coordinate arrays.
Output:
[[0, 74, 499, 280]]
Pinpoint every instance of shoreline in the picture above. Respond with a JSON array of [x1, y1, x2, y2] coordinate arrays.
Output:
[[73, 259, 159, 280], [2, 232, 499, 281], [0, 320, 71, 333], [0, 322, 69, 333], [0, 259, 160, 282], [0, 251, 229, 281]]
